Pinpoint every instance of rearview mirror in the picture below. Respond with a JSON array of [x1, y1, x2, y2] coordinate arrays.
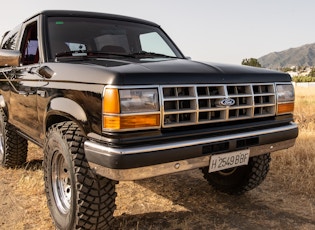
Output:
[[0, 49, 21, 67]]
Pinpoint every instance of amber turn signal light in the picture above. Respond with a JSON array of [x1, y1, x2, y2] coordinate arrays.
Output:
[[103, 88, 120, 114], [277, 102, 294, 114], [104, 114, 160, 130]]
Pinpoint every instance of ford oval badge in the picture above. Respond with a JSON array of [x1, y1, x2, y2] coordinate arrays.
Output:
[[220, 98, 235, 106]]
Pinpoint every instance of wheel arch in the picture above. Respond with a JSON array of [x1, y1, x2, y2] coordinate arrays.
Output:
[[45, 97, 89, 135]]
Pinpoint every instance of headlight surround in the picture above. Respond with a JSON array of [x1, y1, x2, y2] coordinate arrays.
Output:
[[276, 84, 295, 114], [103, 87, 161, 131]]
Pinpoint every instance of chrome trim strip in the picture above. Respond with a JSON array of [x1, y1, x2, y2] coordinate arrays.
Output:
[[249, 139, 295, 157], [88, 138, 296, 181], [89, 156, 210, 181], [104, 85, 161, 89], [104, 111, 160, 117], [85, 122, 298, 156]]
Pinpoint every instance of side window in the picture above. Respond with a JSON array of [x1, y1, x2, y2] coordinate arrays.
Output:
[[140, 32, 176, 57], [20, 22, 39, 65]]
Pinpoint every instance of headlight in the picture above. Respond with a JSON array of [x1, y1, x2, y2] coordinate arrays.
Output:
[[120, 89, 159, 113], [276, 84, 295, 114], [277, 84, 294, 102], [103, 87, 160, 131]]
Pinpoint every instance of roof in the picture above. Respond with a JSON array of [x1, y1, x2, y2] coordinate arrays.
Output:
[[24, 10, 160, 27]]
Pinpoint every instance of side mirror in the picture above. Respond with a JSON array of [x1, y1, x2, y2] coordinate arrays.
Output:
[[0, 49, 21, 67]]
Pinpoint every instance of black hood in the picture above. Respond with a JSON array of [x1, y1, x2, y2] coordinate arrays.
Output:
[[90, 58, 290, 84], [48, 58, 291, 85]]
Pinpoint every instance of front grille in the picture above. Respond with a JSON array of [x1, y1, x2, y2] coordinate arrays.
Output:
[[161, 84, 276, 128]]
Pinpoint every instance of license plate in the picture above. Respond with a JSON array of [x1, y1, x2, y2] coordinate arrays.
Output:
[[208, 149, 250, 173]]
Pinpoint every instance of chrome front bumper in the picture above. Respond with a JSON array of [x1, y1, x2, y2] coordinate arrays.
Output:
[[84, 123, 298, 181]]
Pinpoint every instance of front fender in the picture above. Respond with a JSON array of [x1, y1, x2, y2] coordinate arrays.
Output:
[[46, 97, 88, 133]]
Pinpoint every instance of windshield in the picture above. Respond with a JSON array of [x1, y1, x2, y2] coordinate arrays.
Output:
[[46, 17, 183, 61]]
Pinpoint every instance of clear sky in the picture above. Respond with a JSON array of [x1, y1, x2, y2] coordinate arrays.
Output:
[[0, 0, 314, 64]]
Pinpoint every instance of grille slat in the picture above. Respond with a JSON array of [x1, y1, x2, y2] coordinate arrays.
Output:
[[161, 84, 276, 127]]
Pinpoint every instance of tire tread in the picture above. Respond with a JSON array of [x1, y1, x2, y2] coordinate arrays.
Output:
[[44, 121, 117, 230], [202, 153, 271, 195], [0, 109, 28, 168]]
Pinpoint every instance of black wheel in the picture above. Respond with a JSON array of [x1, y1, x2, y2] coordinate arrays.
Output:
[[43, 121, 117, 230], [0, 109, 28, 168], [201, 153, 271, 195]]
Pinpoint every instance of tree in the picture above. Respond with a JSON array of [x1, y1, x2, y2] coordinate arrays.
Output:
[[241, 58, 262, 67], [308, 67, 315, 77]]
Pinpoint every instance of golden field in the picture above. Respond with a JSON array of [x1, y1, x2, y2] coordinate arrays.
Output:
[[271, 87, 315, 196], [0, 86, 314, 229]]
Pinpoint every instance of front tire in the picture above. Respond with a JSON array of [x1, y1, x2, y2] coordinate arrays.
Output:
[[43, 122, 117, 230], [201, 153, 271, 195], [0, 109, 28, 168]]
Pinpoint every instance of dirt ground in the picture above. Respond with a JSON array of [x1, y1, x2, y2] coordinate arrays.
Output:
[[114, 170, 315, 230], [0, 143, 314, 230]]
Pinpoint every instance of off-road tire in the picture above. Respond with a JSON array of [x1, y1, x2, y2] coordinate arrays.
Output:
[[0, 109, 28, 168], [201, 153, 271, 195], [43, 121, 117, 230]]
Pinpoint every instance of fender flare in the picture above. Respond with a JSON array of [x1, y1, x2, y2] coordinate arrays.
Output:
[[45, 97, 88, 133]]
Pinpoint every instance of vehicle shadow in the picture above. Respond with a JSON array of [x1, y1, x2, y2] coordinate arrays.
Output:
[[113, 170, 315, 230], [23, 159, 43, 171]]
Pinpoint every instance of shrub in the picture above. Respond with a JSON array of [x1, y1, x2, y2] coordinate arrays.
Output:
[[292, 75, 315, 82]]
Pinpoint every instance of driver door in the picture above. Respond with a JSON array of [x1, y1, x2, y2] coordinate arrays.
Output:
[[9, 19, 43, 142]]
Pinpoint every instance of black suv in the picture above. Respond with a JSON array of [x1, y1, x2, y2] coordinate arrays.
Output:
[[0, 10, 298, 229]]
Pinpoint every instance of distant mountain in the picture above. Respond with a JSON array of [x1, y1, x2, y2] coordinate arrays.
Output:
[[258, 43, 315, 69]]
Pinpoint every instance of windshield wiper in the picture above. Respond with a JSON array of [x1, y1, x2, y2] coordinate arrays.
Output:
[[129, 51, 179, 59], [86, 51, 136, 58], [55, 50, 87, 58], [55, 50, 89, 61], [55, 50, 135, 61], [55, 50, 179, 61]]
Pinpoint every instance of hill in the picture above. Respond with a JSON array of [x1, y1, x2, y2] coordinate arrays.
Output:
[[258, 43, 315, 69]]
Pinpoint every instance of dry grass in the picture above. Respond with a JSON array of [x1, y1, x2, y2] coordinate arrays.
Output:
[[0, 86, 314, 229], [294, 87, 315, 130], [0, 145, 53, 230], [270, 132, 315, 197], [270, 87, 315, 196]]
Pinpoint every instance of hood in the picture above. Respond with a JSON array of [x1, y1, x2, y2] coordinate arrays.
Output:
[[45, 58, 291, 85]]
